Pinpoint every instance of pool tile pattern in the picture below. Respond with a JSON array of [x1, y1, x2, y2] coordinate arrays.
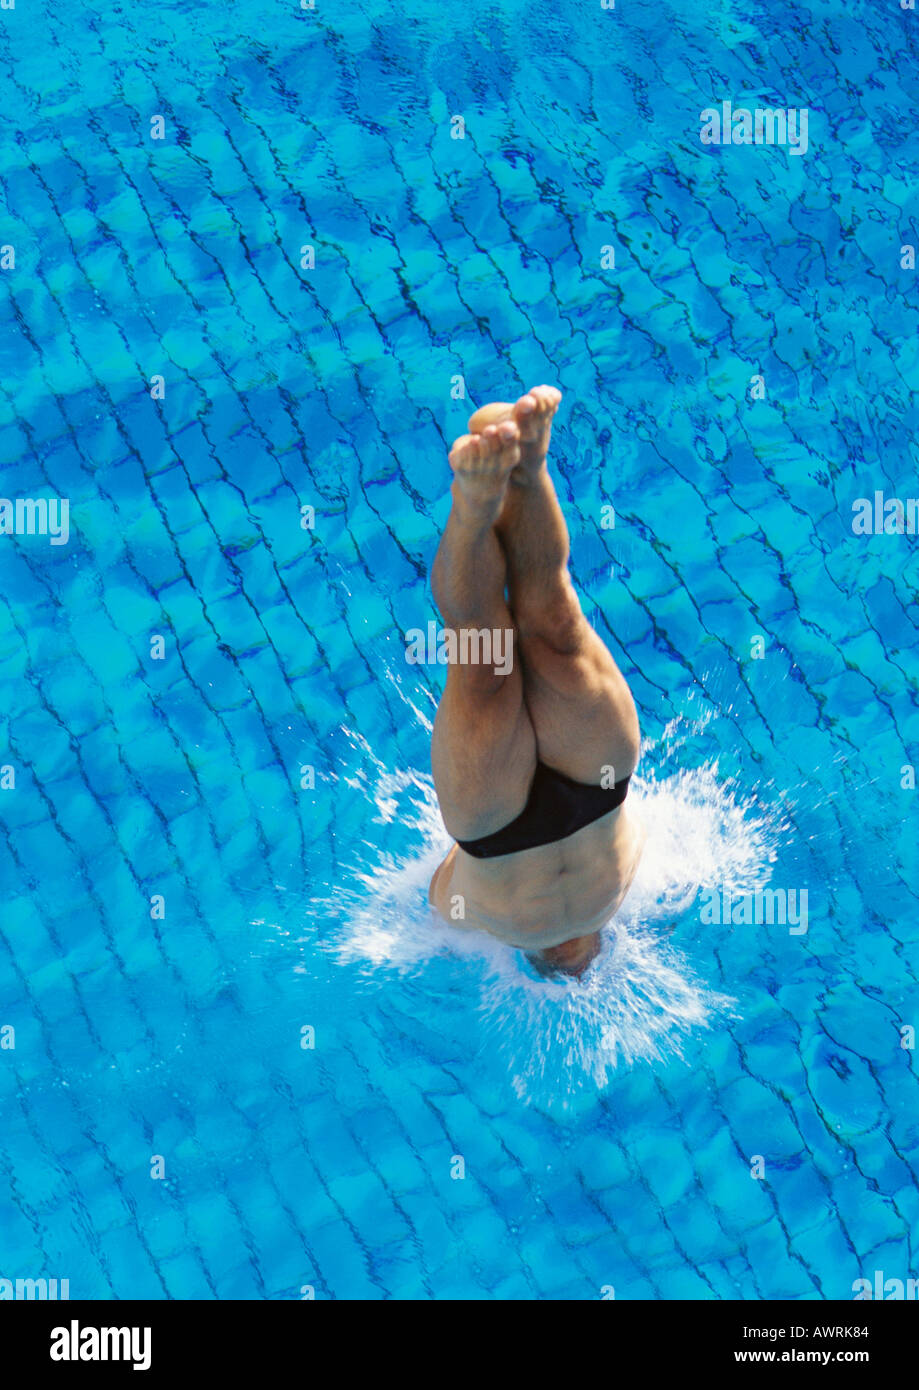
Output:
[[0, 0, 917, 1298]]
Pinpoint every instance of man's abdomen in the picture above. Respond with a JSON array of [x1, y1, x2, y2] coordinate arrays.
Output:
[[432, 804, 644, 950]]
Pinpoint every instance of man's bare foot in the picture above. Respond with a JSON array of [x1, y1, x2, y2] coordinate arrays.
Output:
[[468, 385, 562, 478], [448, 420, 520, 522]]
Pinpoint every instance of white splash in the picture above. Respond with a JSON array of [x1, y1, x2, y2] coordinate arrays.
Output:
[[318, 728, 783, 1106]]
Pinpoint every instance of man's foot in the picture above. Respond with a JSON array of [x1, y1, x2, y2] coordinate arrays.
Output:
[[468, 385, 562, 478], [448, 421, 520, 522]]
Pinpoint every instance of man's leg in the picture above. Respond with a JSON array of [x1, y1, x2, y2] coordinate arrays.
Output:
[[430, 421, 537, 842], [471, 387, 640, 788]]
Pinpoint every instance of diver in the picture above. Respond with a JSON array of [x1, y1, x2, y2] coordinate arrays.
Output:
[[428, 386, 644, 978]]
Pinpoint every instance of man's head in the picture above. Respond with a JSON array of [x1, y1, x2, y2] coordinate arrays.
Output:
[[526, 931, 602, 980]]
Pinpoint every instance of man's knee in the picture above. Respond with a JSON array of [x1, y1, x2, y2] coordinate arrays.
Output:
[[440, 658, 524, 716], [514, 578, 586, 654], [453, 665, 511, 699]]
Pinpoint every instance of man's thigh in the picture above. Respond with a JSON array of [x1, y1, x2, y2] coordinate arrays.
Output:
[[431, 663, 537, 842], [518, 622, 640, 786]]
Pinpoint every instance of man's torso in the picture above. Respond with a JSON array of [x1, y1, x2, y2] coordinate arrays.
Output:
[[429, 802, 645, 950]]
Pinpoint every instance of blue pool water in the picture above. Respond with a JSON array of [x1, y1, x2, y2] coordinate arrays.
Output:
[[1, 0, 917, 1299]]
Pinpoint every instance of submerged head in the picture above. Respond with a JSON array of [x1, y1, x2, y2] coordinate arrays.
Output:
[[526, 931, 602, 980]]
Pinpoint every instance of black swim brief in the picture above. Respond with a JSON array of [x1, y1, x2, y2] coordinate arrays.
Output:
[[455, 762, 631, 860]]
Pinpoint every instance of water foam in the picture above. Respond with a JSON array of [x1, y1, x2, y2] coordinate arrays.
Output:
[[318, 722, 783, 1105]]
